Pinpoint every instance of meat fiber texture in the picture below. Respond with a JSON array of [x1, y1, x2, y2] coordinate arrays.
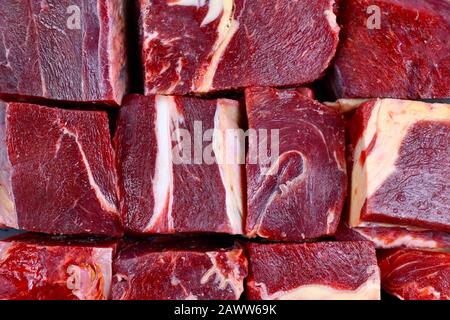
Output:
[[114, 95, 245, 235], [348, 99, 450, 244], [0, 0, 128, 105], [111, 237, 248, 300], [245, 87, 347, 241], [378, 249, 450, 300], [246, 241, 381, 300], [140, 0, 340, 95], [0, 234, 116, 300], [332, 0, 450, 99], [0, 101, 123, 236]]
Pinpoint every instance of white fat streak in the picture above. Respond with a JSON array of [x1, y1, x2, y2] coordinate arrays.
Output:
[[324, 5, 339, 33], [168, 0, 207, 6], [350, 99, 450, 227], [212, 99, 244, 234], [0, 242, 12, 262], [324, 99, 369, 113], [200, 250, 244, 298], [354, 228, 439, 249], [65, 248, 113, 300], [62, 128, 118, 214], [252, 266, 381, 300], [195, 0, 239, 92], [326, 209, 336, 234], [145, 96, 180, 232], [93, 247, 114, 300]]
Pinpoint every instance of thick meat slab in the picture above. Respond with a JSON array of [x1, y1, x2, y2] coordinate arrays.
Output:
[[112, 238, 248, 300], [246, 242, 381, 300], [245, 87, 347, 241], [332, 0, 450, 99], [0, 101, 122, 236], [114, 95, 245, 235], [379, 249, 450, 300], [141, 0, 340, 95], [0, 235, 116, 300], [0, 0, 128, 105], [349, 99, 450, 233]]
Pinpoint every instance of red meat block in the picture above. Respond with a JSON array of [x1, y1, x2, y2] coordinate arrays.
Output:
[[0, 235, 116, 300], [349, 99, 450, 235], [112, 237, 248, 300], [140, 0, 340, 95], [379, 249, 450, 300], [0, 101, 122, 236], [245, 87, 347, 241], [332, 0, 450, 99], [114, 95, 245, 235], [0, 0, 128, 105], [246, 241, 381, 300]]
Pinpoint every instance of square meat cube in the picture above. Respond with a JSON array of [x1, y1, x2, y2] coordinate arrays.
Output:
[[349, 99, 450, 233], [331, 0, 450, 99], [0, 101, 122, 236], [0, 235, 116, 300], [114, 95, 245, 235], [245, 87, 347, 241], [112, 237, 248, 300], [0, 0, 128, 105], [246, 241, 381, 300], [140, 0, 340, 95]]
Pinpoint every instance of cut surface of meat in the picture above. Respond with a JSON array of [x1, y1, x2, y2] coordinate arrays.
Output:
[[246, 241, 381, 300], [378, 249, 450, 300], [349, 99, 450, 233], [245, 87, 347, 241], [0, 235, 116, 300], [112, 237, 248, 300], [0, 0, 128, 105], [0, 101, 122, 236], [140, 0, 340, 95], [114, 94, 245, 235], [332, 0, 450, 99], [336, 221, 450, 250]]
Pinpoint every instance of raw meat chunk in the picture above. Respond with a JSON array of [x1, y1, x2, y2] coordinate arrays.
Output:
[[332, 0, 450, 99], [0, 101, 122, 236], [246, 241, 381, 300], [114, 95, 245, 235], [140, 0, 340, 95], [349, 99, 450, 232], [0, 0, 128, 105], [112, 237, 248, 300], [245, 87, 347, 241], [379, 249, 450, 300], [0, 235, 116, 300]]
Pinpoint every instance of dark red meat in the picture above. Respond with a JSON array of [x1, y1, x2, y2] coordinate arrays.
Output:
[[379, 249, 450, 300], [0, 0, 128, 105], [0, 101, 122, 236], [112, 238, 248, 300], [114, 95, 245, 235], [332, 0, 450, 99], [140, 0, 340, 95], [246, 241, 380, 300], [245, 87, 347, 241], [0, 235, 116, 300]]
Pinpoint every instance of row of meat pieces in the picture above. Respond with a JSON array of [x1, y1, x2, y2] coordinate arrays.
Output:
[[0, 0, 448, 105], [0, 88, 449, 249], [1, 234, 448, 300]]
